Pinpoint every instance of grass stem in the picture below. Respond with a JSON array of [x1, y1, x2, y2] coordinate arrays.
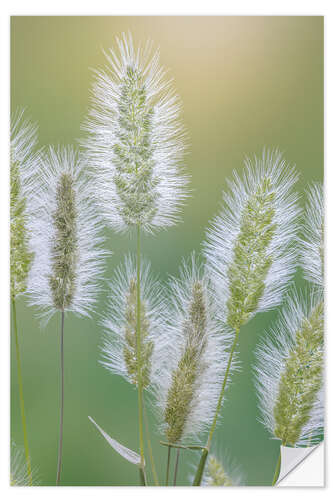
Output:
[[143, 398, 159, 485], [12, 298, 32, 486], [272, 448, 281, 485], [56, 310, 65, 485], [192, 327, 240, 486], [173, 448, 180, 486], [136, 224, 146, 485], [160, 441, 204, 451], [166, 445, 172, 486]]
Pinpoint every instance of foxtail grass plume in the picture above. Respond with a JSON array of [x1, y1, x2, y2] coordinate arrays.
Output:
[[101, 255, 166, 388], [10, 109, 40, 299], [27, 146, 106, 322], [300, 183, 324, 287], [154, 256, 232, 444], [10, 443, 38, 486], [202, 453, 243, 486], [82, 32, 189, 234], [254, 289, 324, 447], [204, 149, 299, 331]]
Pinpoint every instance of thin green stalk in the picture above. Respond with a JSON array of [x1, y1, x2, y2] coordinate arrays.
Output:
[[12, 298, 32, 486], [136, 224, 146, 485], [192, 327, 240, 486], [272, 448, 282, 486], [173, 448, 180, 486], [143, 398, 159, 485], [56, 310, 65, 485], [160, 441, 204, 451], [166, 445, 172, 486]]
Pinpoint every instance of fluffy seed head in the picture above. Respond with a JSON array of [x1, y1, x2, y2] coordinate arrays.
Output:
[[154, 256, 233, 443], [27, 146, 106, 322], [101, 255, 165, 389], [10, 443, 38, 486], [202, 453, 243, 486], [254, 289, 324, 446], [300, 183, 324, 287], [204, 149, 299, 330], [10, 109, 40, 299], [82, 32, 189, 234]]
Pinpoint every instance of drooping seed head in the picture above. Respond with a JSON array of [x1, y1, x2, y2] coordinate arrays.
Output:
[[101, 255, 165, 389], [82, 32, 189, 234], [27, 146, 106, 322], [205, 149, 299, 330], [300, 183, 324, 287], [254, 289, 324, 446], [10, 109, 39, 299]]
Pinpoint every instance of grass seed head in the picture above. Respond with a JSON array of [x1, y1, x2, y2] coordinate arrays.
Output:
[[254, 289, 324, 446], [205, 149, 300, 330], [10, 109, 40, 299], [82, 32, 189, 234], [27, 146, 106, 322]]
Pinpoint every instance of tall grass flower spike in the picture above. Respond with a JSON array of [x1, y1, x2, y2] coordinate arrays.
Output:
[[82, 32, 189, 234], [154, 256, 231, 483], [10, 109, 40, 485], [101, 255, 166, 389], [193, 149, 300, 485], [254, 290, 324, 451], [27, 146, 106, 484]]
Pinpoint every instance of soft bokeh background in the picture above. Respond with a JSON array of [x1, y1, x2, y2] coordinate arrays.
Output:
[[10, 16, 323, 486]]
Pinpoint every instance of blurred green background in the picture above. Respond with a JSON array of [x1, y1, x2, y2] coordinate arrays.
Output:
[[10, 16, 323, 486]]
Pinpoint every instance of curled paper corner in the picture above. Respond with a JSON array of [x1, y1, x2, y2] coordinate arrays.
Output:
[[277, 442, 324, 487]]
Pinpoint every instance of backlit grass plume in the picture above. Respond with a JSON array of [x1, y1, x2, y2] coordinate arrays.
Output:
[[204, 149, 299, 331], [27, 146, 106, 485], [82, 32, 189, 234], [300, 183, 324, 287], [82, 32, 189, 483], [10, 109, 40, 486], [10, 443, 38, 486], [192, 149, 300, 486], [28, 146, 106, 321], [155, 256, 231, 445], [101, 255, 165, 389], [254, 289, 324, 448], [10, 108, 40, 299], [202, 453, 243, 486]]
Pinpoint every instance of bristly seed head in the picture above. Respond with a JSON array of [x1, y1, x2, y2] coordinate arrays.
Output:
[[154, 256, 232, 444], [82, 32, 189, 234], [204, 456, 234, 486], [27, 146, 106, 323], [10, 109, 39, 300], [11, 442, 38, 486], [205, 149, 300, 331], [101, 255, 165, 389], [10, 158, 33, 299], [273, 300, 324, 446], [123, 277, 154, 388], [226, 176, 277, 329], [300, 183, 324, 287], [254, 289, 324, 447], [164, 280, 208, 443], [113, 65, 159, 227], [49, 173, 78, 310]]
